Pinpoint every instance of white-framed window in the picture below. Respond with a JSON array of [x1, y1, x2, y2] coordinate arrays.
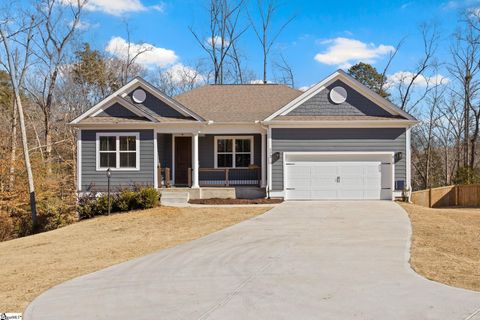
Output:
[[96, 132, 140, 171], [214, 136, 254, 168]]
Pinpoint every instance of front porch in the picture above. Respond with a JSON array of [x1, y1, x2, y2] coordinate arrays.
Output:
[[155, 132, 267, 193]]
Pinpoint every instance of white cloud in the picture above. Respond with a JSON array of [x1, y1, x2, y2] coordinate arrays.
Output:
[[164, 63, 205, 84], [62, 0, 165, 16], [105, 36, 178, 68], [205, 36, 230, 48], [441, 0, 480, 10], [298, 84, 314, 92], [249, 80, 274, 84], [314, 37, 395, 69], [71, 20, 99, 30], [386, 71, 450, 88]]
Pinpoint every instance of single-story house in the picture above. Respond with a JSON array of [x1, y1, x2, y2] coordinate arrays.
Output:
[[70, 69, 417, 200]]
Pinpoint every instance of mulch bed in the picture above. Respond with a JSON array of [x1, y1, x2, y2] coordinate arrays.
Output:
[[189, 198, 283, 205]]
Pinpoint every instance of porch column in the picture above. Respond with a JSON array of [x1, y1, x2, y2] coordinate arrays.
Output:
[[192, 133, 199, 188], [261, 132, 267, 187]]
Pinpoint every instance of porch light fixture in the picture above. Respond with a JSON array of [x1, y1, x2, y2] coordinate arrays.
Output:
[[394, 152, 403, 163]]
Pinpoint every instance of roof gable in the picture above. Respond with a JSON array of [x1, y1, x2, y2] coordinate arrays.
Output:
[[70, 77, 204, 125], [264, 69, 416, 122], [124, 85, 187, 119], [94, 102, 146, 119], [287, 79, 394, 117]]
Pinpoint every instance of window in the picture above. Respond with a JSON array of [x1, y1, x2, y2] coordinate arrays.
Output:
[[97, 133, 140, 170], [215, 136, 253, 168]]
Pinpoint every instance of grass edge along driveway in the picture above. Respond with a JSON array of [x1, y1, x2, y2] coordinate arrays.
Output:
[[0, 205, 271, 312], [399, 202, 480, 292]]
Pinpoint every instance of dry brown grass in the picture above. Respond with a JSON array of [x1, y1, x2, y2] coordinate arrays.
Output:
[[399, 203, 480, 291], [0, 206, 270, 312]]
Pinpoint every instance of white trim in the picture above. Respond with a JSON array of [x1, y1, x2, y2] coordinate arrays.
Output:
[[71, 78, 142, 124], [172, 134, 175, 185], [284, 151, 395, 156], [133, 77, 205, 121], [89, 97, 158, 123], [213, 136, 254, 168], [153, 129, 158, 188], [264, 69, 417, 122], [70, 77, 205, 125], [264, 120, 417, 128], [192, 133, 199, 188], [406, 127, 412, 191], [95, 132, 140, 171], [77, 130, 82, 191], [267, 126, 272, 194], [261, 132, 266, 188]]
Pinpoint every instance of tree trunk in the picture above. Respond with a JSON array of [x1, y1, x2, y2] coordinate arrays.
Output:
[[8, 99, 18, 191], [0, 29, 37, 224]]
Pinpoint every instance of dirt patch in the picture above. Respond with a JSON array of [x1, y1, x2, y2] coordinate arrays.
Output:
[[0, 206, 271, 312], [189, 198, 283, 205], [399, 202, 480, 291]]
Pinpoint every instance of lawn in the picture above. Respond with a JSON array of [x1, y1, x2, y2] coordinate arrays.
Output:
[[399, 203, 480, 291], [0, 206, 270, 312]]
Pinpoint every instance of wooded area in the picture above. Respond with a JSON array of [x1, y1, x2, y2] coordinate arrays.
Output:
[[0, 0, 479, 240]]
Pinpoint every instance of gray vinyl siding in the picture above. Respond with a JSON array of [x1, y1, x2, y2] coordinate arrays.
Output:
[[81, 129, 154, 191], [271, 128, 406, 191], [157, 133, 172, 169], [127, 86, 185, 118], [96, 102, 144, 119], [287, 80, 392, 117]]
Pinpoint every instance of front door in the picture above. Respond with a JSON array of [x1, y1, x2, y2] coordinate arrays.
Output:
[[174, 136, 192, 186]]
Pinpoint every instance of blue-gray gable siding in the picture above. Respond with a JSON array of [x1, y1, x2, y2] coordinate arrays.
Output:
[[287, 80, 393, 117], [95, 102, 145, 119], [81, 129, 154, 191], [127, 86, 185, 118], [271, 128, 406, 191]]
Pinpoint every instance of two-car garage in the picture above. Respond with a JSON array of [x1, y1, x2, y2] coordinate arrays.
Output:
[[283, 152, 395, 200]]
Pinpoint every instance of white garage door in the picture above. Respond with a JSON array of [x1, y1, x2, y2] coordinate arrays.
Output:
[[285, 161, 382, 200]]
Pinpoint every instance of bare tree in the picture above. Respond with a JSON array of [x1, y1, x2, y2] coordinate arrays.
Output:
[[249, 0, 294, 84], [190, 0, 247, 84], [393, 24, 439, 113], [26, 0, 86, 173], [273, 54, 294, 87], [153, 62, 206, 96], [0, 14, 38, 223], [449, 17, 480, 169]]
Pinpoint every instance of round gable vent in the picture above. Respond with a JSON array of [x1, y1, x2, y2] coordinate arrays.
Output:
[[329, 86, 347, 104], [132, 89, 146, 103]]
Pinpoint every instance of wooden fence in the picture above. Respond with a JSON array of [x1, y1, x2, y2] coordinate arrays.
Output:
[[411, 184, 480, 208]]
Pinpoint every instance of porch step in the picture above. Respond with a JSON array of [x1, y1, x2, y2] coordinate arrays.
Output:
[[160, 191, 190, 206]]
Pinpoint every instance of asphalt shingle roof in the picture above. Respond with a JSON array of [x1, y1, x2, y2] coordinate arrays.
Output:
[[174, 84, 302, 122]]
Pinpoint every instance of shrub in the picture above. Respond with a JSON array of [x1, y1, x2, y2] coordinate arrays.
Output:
[[77, 187, 159, 219], [35, 197, 77, 232], [138, 187, 159, 209], [0, 211, 14, 241], [115, 190, 137, 212]]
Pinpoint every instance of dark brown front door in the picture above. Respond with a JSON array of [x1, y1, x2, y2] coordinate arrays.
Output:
[[174, 136, 192, 186]]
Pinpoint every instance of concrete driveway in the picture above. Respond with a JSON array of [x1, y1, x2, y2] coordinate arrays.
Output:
[[25, 201, 480, 320]]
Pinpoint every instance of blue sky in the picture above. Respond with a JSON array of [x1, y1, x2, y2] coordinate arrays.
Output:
[[76, 0, 477, 88]]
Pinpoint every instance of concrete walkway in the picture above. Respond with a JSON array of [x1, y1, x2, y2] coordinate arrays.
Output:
[[25, 201, 480, 320]]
